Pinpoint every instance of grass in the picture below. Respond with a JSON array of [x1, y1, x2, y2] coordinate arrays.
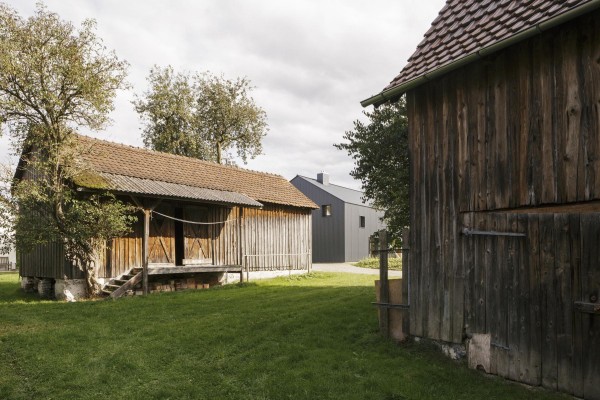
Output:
[[0, 272, 569, 400], [353, 257, 402, 271]]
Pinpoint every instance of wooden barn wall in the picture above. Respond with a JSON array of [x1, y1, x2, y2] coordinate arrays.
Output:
[[97, 203, 312, 277], [407, 11, 600, 398], [460, 212, 600, 399], [184, 206, 211, 261], [97, 214, 144, 279], [18, 241, 84, 280], [210, 206, 240, 266], [242, 204, 312, 271]]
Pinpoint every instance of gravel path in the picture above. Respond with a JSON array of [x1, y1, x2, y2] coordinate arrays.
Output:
[[312, 263, 402, 277]]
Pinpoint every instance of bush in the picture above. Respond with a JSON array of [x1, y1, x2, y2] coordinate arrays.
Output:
[[353, 257, 402, 271]]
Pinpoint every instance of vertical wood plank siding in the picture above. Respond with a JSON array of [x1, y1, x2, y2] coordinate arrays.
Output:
[[20, 203, 311, 280], [18, 241, 84, 279], [408, 11, 600, 398], [242, 204, 312, 271]]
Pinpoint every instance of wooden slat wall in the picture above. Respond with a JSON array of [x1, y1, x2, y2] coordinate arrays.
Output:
[[242, 204, 312, 271], [97, 217, 143, 279], [18, 241, 84, 280], [407, 10, 600, 399], [409, 11, 600, 217], [210, 207, 239, 266], [456, 212, 600, 399]]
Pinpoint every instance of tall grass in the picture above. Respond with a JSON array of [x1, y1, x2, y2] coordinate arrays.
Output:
[[0, 272, 567, 399]]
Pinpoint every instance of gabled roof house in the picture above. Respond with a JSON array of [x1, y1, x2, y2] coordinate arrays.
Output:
[[363, 1, 600, 398], [291, 173, 385, 263], [16, 135, 316, 299]]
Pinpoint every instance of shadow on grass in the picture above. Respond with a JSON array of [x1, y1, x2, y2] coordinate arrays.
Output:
[[0, 273, 39, 303]]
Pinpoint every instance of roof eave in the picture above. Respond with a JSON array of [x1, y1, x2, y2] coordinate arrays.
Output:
[[76, 186, 265, 209], [361, 0, 600, 108]]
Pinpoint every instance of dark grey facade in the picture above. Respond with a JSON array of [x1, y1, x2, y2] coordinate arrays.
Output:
[[290, 174, 385, 263]]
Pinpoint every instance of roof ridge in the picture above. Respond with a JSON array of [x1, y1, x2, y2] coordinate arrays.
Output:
[[297, 174, 365, 193], [76, 134, 286, 180]]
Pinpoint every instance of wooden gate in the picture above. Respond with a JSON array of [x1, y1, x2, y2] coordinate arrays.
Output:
[[462, 211, 600, 398]]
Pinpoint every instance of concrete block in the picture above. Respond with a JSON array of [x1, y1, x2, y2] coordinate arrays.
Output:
[[468, 333, 491, 373], [55, 279, 87, 301]]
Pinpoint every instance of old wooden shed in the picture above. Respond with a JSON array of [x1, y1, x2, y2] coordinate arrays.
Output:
[[16, 135, 316, 298], [362, 0, 600, 398]]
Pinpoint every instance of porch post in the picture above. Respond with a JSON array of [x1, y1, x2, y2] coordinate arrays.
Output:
[[143, 209, 150, 295]]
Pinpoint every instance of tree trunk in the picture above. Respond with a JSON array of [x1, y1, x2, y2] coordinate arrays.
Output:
[[216, 142, 222, 164], [84, 260, 102, 297]]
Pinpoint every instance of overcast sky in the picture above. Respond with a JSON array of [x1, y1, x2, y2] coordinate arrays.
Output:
[[0, 0, 445, 189]]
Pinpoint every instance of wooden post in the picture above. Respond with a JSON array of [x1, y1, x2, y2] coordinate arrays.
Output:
[[379, 229, 389, 338], [401, 228, 410, 336], [238, 208, 244, 283], [142, 209, 150, 295]]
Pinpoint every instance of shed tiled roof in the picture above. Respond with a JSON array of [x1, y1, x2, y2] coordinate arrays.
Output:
[[366, 0, 598, 104], [75, 135, 317, 209]]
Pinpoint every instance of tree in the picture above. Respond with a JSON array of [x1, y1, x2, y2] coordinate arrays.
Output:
[[0, 3, 136, 296], [134, 66, 268, 164], [335, 98, 409, 242]]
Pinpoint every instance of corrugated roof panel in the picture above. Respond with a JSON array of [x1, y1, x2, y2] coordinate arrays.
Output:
[[99, 173, 263, 208]]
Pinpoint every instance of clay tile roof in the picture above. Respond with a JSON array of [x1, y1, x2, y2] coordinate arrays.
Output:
[[363, 0, 598, 105], [75, 135, 317, 209]]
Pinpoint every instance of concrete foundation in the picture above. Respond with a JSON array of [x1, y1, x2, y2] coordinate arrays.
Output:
[[21, 276, 36, 292], [37, 278, 54, 299], [225, 269, 308, 283], [413, 336, 467, 361], [55, 279, 87, 301], [467, 333, 491, 372]]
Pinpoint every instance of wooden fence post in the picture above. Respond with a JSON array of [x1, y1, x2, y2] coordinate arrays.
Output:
[[402, 228, 410, 336], [379, 229, 389, 338]]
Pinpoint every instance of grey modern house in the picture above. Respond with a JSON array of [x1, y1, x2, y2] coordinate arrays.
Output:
[[291, 173, 385, 263]]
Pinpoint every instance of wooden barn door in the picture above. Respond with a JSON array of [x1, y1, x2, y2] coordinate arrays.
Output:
[[183, 206, 212, 264], [148, 204, 175, 265], [574, 214, 600, 400], [464, 213, 526, 379], [464, 211, 600, 398]]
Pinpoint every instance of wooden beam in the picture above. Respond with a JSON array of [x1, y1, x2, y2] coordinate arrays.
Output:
[[238, 207, 244, 283], [142, 209, 150, 295], [148, 265, 242, 275]]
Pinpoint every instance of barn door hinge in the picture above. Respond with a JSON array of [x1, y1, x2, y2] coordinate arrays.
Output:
[[461, 228, 526, 238]]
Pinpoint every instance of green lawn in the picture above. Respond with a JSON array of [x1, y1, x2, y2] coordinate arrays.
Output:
[[0, 272, 568, 400]]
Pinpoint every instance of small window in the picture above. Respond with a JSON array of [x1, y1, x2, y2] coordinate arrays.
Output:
[[359, 216, 365, 228], [322, 204, 332, 217]]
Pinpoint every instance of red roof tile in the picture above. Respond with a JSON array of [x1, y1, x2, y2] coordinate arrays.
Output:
[[378, 0, 598, 95], [75, 135, 317, 209]]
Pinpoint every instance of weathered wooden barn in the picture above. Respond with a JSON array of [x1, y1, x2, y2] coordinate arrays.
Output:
[[16, 135, 316, 298], [362, 0, 600, 398]]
